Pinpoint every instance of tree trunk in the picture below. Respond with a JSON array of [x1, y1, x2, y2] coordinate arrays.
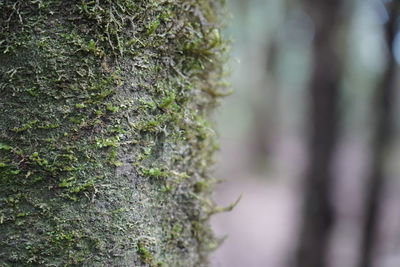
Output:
[[0, 1, 225, 266], [295, 1, 343, 267], [358, 2, 399, 267]]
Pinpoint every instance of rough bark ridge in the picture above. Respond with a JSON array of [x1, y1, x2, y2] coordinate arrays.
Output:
[[0, 1, 226, 266]]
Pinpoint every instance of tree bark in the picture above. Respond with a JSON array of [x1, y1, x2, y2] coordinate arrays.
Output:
[[295, 1, 343, 267], [358, 2, 399, 267], [0, 1, 225, 266]]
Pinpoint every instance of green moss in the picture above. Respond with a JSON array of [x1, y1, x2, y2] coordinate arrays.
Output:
[[137, 241, 154, 265], [105, 103, 119, 113], [0, 144, 12, 151], [147, 19, 161, 35], [140, 167, 168, 179], [0, 0, 228, 266], [11, 120, 39, 133], [158, 91, 176, 110]]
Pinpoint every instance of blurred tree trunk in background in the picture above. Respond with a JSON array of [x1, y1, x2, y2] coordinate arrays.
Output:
[[295, 1, 343, 267], [0, 1, 225, 266], [358, 2, 399, 267]]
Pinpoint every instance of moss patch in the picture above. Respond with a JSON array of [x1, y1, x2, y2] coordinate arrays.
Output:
[[0, 0, 227, 266]]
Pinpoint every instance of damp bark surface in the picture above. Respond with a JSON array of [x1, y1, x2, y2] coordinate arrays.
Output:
[[0, 1, 226, 266]]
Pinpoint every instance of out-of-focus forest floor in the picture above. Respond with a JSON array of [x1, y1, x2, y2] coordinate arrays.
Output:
[[210, 136, 400, 267], [210, 135, 302, 267], [211, 172, 299, 267]]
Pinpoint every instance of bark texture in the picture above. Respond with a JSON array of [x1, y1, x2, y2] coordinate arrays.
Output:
[[0, 1, 226, 266], [295, 1, 343, 267]]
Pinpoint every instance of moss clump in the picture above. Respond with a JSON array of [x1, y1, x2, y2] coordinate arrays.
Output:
[[0, 0, 227, 266]]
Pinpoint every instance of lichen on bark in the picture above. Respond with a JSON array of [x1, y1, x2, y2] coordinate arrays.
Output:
[[0, 1, 227, 266]]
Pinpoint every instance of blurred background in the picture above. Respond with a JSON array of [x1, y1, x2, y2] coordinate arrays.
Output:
[[209, 1, 400, 267]]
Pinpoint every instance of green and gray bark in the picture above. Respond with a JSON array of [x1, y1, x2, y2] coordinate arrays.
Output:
[[0, 1, 226, 266]]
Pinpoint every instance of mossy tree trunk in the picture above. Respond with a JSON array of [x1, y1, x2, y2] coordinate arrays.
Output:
[[0, 1, 226, 266]]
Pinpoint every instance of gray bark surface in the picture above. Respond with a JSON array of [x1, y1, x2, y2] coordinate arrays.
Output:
[[0, 1, 226, 266]]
